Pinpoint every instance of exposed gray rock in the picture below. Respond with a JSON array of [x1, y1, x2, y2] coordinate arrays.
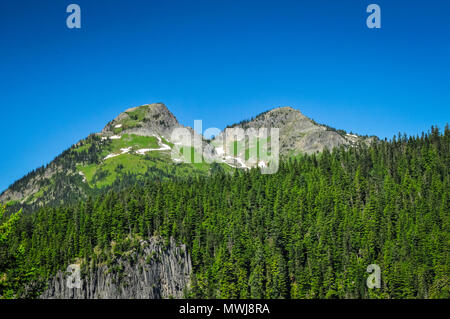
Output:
[[40, 237, 192, 299], [212, 106, 374, 157], [102, 103, 182, 138]]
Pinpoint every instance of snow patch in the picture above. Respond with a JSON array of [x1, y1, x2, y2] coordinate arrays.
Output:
[[78, 171, 87, 183], [103, 147, 131, 160], [215, 146, 225, 156], [114, 124, 122, 128], [110, 135, 121, 139], [120, 147, 132, 153], [135, 135, 171, 155], [104, 153, 119, 160], [224, 155, 248, 169]]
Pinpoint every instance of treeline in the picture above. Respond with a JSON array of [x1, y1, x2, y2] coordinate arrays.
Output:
[[2, 134, 108, 214], [7, 134, 104, 193], [1, 126, 449, 298]]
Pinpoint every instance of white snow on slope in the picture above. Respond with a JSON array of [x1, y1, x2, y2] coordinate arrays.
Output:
[[78, 171, 87, 183], [104, 147, 131, 160], [104, 153, 118, 160], [224, 155, 248, 169], [135, 135, 171, 155], [215, 146, 225, 156]]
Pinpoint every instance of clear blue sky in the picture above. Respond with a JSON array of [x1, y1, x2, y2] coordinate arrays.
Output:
[[0, 0, 449, 192]]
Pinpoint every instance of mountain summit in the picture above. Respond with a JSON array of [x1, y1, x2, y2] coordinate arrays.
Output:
[[209, 106, 374, 172], [218, 106, 369, 156], [101, 103, 181, 138]]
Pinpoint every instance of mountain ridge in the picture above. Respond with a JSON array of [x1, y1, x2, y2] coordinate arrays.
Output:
[[0, 102, 376, 212]]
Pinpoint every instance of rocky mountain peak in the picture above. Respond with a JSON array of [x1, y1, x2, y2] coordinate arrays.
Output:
[[227, 105, 311, 131], [101, 103, 181, 138], [257, 106, 308, 126], [216, 105, 368, 156], [266, 106, 302, 115]]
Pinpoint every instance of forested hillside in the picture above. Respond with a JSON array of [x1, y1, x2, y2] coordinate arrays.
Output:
[[1, 126, 448, 299]]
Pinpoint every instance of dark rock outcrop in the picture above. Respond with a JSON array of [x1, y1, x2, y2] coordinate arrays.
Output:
[[40, 237, 192, 299]]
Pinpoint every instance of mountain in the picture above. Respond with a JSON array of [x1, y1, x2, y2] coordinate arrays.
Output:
[[1, 108, 448, 299], [230, 106, 373, 155], [0, 103, 374, 213], [210, 106, 376, 168], [0, 103, 216, 213]]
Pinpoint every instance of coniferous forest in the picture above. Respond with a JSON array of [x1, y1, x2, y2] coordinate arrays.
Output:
[[1, 126, 449, 298]]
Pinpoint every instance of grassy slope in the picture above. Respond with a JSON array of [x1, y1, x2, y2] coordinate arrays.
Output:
[[112, 107, 148, 134], [10, 131, 238, 206], [75, 134, 230, 189]]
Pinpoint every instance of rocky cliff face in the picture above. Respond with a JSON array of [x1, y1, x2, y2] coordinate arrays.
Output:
[[40, 237, 192, 299]]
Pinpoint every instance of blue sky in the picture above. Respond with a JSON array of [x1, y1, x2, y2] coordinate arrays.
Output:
[[0, 0, 449, 192]]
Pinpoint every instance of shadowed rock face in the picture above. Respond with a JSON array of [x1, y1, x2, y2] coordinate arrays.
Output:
[[40, 237, 192, 299]]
